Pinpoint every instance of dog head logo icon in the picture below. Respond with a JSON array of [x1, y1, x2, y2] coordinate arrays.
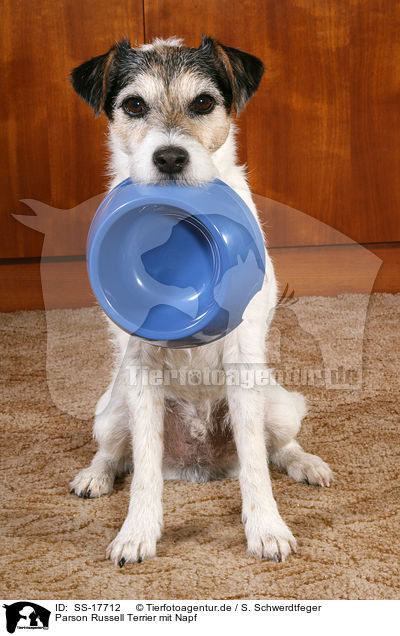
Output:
[[3, 602, 50, 633]]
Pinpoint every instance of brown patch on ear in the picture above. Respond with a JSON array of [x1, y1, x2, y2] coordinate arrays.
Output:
[[70, 39, 131, 117], [99, 47, 117, 113], [200, 34, 265, 114], [212, 42, 237, 113]]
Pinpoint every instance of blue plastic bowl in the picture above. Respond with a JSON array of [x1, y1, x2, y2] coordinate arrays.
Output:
[[87, 178, 265, 348]]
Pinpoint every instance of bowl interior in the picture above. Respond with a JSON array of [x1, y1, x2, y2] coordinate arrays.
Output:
[[95, 203, 221, 338]]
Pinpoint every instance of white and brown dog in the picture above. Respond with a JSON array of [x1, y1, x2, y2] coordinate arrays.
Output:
[[69, 36, 332, 566]]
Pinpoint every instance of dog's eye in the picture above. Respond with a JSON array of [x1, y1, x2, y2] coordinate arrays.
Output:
[[122, 97, 147, 117], [191, 94, 215, 115]]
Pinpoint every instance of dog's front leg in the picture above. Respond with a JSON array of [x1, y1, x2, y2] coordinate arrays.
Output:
[[228, 381, 297, 561], [106, 380, 164, 566]]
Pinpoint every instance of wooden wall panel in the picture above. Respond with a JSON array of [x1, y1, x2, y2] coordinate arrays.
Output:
[[144, 0, 400, 247], [0, 0, 143, 258], [351, 1, 400, 242], [1, 0, 400, 309]]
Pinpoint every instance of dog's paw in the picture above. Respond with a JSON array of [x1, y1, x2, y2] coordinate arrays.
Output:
[[245, 515, 297, 562], [69, 466, 114, 498], [106, 522, 161, 566], [287, 452, 333, 487]]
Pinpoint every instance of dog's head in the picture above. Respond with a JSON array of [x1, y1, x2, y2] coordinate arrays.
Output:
[[70, 36, 264, 185]]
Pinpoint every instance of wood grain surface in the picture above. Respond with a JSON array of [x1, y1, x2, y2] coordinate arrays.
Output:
[[0, 0, 143, 258], [1, 0, 400, 306], [145, 0, 400, 246]]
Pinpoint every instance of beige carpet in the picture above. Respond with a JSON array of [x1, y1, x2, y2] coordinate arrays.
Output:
[[1, 293, 399, 600]]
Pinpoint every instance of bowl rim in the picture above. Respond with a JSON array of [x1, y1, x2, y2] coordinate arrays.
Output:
[[87, 178, 265, 341]]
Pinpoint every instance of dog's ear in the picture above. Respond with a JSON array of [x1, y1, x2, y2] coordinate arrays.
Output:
[[70, 39, 131, 117], [200, 35, 264, 114]]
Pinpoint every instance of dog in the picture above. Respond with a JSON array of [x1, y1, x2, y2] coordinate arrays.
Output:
[[69, 36, 333, 566]]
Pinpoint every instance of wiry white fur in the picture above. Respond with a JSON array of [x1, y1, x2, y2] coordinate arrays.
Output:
[[110, 127, 217, 186], [71, 38, 333, 566], [138, 36, 184, 51]]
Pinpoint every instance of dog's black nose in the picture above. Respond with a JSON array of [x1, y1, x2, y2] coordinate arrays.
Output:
[[153, 146, 189, 174]]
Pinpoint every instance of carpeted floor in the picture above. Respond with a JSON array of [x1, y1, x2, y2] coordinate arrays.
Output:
[[1, 293, 399, 600]]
